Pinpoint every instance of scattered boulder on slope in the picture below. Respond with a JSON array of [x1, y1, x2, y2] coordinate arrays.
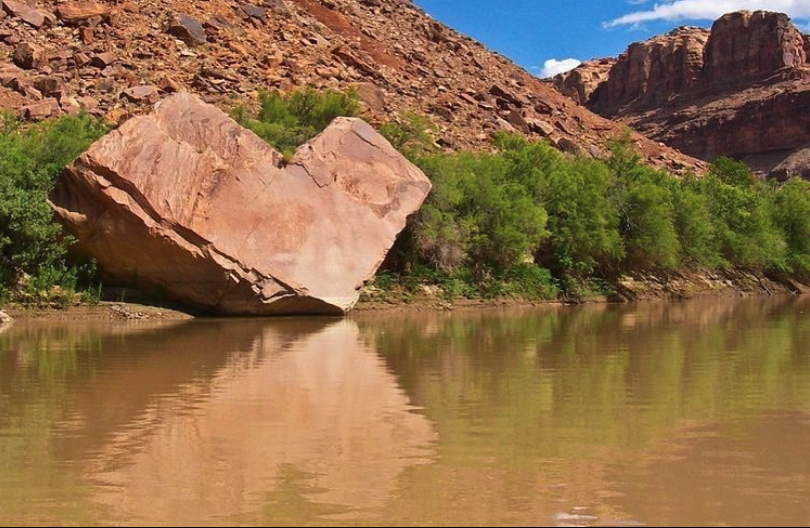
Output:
[[770, 146, 810, 181], [0, 0, 701, 174], [49, 92, 432, 315]]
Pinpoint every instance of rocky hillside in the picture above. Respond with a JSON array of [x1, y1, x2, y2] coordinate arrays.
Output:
[[554, 11, 810, 178], [0, 0, 699, 172]]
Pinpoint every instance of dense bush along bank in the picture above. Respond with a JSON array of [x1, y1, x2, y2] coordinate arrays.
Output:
[[0, 113, 107, 305], [373, 127, 810, 301], [2, 89, 809, 307]]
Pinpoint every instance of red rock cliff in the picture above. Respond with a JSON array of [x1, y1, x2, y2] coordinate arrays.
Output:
[[704, 11, 806, 84], [591, 27, 709, 115], [555, 10, 810, 176], [552, 58, 614, 105]]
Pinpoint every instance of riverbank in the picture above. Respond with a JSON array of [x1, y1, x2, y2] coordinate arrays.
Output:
[[354, 269, 808, 314], [1, 302, 195, 323], [1, 270, 807, 323]]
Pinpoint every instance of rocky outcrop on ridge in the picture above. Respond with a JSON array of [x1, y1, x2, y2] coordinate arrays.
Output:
[[554, 11, 810, 177], [49, 92, 432, 315], [703, 11, 806, 84], [588, 26, 710, 116], [552, 57, 614, 105], [0, 0, 700, 173]]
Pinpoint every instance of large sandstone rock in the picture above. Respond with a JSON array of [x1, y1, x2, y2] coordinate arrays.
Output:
[[49, 92, 432, 315], [167, 13, 207, 46], [2, 0, 51, 28], [56, 2, 112, 24]]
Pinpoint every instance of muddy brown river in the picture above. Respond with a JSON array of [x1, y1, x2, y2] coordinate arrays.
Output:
[[1, 297, 809, 526]]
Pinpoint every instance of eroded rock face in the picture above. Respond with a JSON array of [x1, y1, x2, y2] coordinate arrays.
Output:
[[49, 92, 431, 315], [771, 146, 810, 181], [552, 58, 614, 106], [704, 11, 806, 84], [589, 27, 710, 115], [659, 83, 810, 162], [553, 10, 810, 175]]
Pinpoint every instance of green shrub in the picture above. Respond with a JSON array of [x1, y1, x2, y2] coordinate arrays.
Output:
[[389, 130, 810, 299], [232, 88, 360, 158], [772, 178, 810, 277], [700, 174, 786, 271], [672, 177, 721, 268], [710, 156, 756, 188], [379, 112, 438, 160], [621, 181, 681, 270], [0, 113, 108, 299], [700, 157, 790, 272], [608, 135, 681, 271], [538, 155, 623, 277], [560, 276, 616, 302], [411, 150, 548, 272], [487, 264, 559, 300]]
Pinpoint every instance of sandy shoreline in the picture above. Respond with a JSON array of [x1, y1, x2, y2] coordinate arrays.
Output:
[[0, 268, 806, 323], [0, 289, 803, 324]]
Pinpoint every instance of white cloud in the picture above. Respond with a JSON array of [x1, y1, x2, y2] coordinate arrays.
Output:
[[539, 58, 582, 78], [605, 0, 810, 28]]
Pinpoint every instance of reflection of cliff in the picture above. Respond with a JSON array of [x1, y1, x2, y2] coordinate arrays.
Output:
[[72, 319, 436, 526]]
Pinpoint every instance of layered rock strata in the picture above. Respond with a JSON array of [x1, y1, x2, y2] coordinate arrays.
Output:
[[554, 11, 810, 177]]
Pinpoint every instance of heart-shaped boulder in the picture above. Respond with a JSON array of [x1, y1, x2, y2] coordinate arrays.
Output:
[[50, 92, 431, 315]]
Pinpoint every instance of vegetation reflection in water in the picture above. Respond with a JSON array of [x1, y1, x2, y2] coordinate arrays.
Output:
[[1, 297, 810, 526]]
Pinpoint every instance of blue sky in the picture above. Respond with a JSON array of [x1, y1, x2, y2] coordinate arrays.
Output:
[[412, 0, 810, 77]]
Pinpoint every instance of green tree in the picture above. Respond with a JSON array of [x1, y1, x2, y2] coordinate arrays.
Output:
[[672, 177, 721, 268], [700, 175, 786, 271], [772, 178, 810, 277], [608, 135, 681, 271], [232, 88, 360, 159], [0, 113, 108, 297], [412, 151, 548, 272], [537, 156, 623, 277]]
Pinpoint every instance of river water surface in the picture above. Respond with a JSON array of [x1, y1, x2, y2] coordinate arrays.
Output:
[[1, 297, 810, 526]]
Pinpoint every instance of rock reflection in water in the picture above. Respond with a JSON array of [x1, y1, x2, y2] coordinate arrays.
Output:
[[42, 319, 436, 525]]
